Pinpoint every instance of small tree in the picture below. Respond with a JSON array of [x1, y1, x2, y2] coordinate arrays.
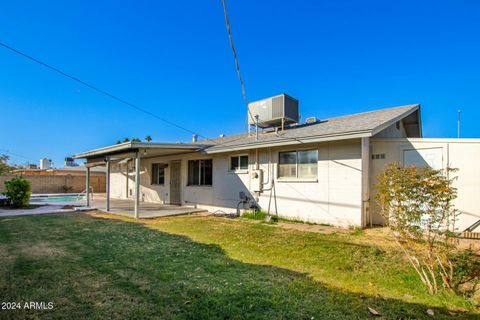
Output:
[[0, 154, 14, 175], [376, 163, 458, 294], [3, 176, 32, 208], [123, 138, 130, 143], [131, 138, 141, 142], [145, 135, 152, 142]]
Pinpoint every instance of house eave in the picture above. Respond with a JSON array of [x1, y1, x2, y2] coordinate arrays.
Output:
[[204, 130, 372, 154], [74, 142, 210, 159]]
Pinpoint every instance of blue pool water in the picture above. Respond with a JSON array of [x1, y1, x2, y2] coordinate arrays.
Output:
[[30, 194, 86, 204]]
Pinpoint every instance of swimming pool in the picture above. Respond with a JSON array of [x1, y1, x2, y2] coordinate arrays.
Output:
[[30, 194, 86, 204]]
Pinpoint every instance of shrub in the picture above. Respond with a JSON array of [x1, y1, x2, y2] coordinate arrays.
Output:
[[3, 176, 32, 208], [450, 250, 480, 299], [0, 154, 14, 175], [375, 163, 458, 294]]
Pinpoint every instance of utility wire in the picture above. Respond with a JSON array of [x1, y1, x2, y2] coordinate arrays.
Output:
[[0, 148, 35, 163], [0, 41, 204, 138], [220, 0, 256, 125], [0, 40, 301, 153], [0, 41, 252, 152]]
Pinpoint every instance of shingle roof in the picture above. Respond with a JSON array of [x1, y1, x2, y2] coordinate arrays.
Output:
[[196, 104, 420, 153]]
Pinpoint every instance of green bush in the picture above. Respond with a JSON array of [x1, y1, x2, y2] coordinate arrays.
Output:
[[3, 176, 31, 208]]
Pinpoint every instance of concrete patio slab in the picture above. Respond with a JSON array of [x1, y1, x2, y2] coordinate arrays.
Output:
[[90, 195, 207, 219]]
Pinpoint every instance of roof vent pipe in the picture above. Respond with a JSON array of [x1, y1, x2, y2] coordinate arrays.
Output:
[[192, 134, 198, 142]]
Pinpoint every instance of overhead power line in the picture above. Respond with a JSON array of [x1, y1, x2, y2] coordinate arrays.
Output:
[[0, 148, 35, 163], [0, 41, 204, 138], [220, 0, 256, 125], [0, 40, 260, 153]]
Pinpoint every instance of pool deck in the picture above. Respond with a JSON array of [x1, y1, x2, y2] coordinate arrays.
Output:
[[0, 205, 76, 217], [90, 195, 207, 218]]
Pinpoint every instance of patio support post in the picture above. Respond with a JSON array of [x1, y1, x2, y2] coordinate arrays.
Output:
[[134, 152, 141, 218], [106, 157, 110, 211], [86, 166, 91, 207]]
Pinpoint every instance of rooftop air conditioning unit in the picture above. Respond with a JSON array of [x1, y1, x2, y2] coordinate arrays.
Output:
[[248, 94, 299, 128]]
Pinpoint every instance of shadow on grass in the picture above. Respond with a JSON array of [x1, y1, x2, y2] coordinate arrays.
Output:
[[0, 213, 476, 319]]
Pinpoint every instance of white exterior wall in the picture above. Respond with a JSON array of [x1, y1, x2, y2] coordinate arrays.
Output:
[[109, 139, 364, 227], [256, 140, 362, 227], [110, 152, 253, 210], [370, 138, 480, 232]]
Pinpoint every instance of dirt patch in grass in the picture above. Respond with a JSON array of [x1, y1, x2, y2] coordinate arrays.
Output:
[[19, 241, 66, 258], [275, 221, 349, 234]]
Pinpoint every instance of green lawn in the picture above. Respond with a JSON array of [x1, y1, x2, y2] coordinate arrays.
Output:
[[0, 213, 478, 319]]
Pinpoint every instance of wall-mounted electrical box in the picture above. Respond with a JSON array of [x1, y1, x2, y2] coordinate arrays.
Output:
[[251, 169, 264, 192]]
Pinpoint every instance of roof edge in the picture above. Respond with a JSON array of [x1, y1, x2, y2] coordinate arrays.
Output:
[[370, 104, 420, 137], [74, 142, 211, 159], [204, 130, 372, 154]]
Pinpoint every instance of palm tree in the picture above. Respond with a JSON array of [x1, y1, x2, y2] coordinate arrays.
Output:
[[145, 135, 152, 142], [123, 138, 130, 143], [131, 138, 141, 142]]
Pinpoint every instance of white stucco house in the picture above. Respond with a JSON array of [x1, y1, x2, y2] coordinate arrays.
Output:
[[74, 98, 480, 232]]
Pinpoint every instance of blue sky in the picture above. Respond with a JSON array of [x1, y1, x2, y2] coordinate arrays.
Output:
[[0, 1, 479, 166]]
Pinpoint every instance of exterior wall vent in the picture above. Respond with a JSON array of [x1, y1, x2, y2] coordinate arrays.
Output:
[[248, 94, 299, 128]]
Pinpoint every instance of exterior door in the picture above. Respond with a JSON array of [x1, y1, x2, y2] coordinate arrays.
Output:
[[170, 160, 181, 205]]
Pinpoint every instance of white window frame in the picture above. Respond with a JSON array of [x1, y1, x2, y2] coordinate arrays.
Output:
[[277, 149, 318, 181], [229, 154, 249, 173]]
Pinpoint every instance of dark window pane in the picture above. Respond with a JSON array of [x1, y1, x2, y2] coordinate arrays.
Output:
[[189, 159, 212, 186], [158, 167, 165, 184], [279, 151, 296, 178], [239, 155, 248, 170], [193, 160, 199, 185], [204, 159, 212, 185], [279, 151, 296, 164], [188, 161, 193, 185], [298, 150, 317, 164], [298, 150, 318, 178], [230, 156, 239, 171], [151, 163, 158, 184], [188, 160, 200, 185]]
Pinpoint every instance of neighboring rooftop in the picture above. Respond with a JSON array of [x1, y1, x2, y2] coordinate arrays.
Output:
[[12, 166, 106, 175]]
